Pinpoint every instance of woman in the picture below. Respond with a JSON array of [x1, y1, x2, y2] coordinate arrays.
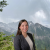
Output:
[[14, 19, 36, 50]]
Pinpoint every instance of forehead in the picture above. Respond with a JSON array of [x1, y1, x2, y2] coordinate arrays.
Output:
[[21, 21, 28, 25]]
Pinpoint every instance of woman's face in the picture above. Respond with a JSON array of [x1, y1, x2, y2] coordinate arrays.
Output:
[[19, 21, 28, 33]]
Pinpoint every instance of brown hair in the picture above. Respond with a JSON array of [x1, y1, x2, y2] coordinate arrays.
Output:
[[16, 19, 28, 36]]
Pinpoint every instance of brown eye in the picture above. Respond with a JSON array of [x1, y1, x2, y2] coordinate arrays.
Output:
[[26, 24, 28, 26]]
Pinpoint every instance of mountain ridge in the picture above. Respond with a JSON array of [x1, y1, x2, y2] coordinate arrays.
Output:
[[0, 21, 50, 49], [0, 21, 50, 37]]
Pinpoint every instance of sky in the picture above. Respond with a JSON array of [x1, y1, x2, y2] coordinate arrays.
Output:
[[0, 0, 50, 28]]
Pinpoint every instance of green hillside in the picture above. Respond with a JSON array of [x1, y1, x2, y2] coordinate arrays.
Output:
[[0, 32, 15, 50], [33, 34, 50, 50]]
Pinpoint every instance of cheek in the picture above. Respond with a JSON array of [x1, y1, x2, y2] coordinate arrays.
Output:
[[20, 27, 24, 30], [22, 27, 24, 29], [27, 26, 28, 28]]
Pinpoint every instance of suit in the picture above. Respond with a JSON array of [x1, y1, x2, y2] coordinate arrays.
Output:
[[14, 33, 36, 50]]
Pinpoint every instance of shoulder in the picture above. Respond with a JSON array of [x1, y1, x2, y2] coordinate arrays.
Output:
[[27, 32, 33, 38], [27, 32, 32, 36], [14, 35, 20, 40]]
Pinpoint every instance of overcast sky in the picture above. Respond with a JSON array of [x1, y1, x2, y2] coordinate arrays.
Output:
[[0, 0, 50, 27]]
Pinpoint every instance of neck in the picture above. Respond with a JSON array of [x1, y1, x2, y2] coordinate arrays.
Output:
[[22, 32, 27, 38]]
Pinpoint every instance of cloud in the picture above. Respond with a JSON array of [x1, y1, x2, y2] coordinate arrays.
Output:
[[0, 0, 50, 27], [6, 18, 19, 23], [0, 15, 4, 23], [3, 17, 20, 24], [34, 10, 46, 19], [29, 9, 48, 25]]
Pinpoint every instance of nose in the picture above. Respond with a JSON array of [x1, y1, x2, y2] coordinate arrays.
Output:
[[24, 25, 28, 29], [24, 25, 26, 28]]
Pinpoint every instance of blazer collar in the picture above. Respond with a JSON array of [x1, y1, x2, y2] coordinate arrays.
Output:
[[20, 33, 29, 38]]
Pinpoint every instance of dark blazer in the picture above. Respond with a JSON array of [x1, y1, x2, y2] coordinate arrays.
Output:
[[14, 33, 36, 50]]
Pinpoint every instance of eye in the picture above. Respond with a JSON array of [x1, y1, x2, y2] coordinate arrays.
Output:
[[26, 24, 28, 26], [21, 25, 24, 27]]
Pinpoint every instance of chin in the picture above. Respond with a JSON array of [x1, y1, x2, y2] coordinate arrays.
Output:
[[22, 30, 28, 33]]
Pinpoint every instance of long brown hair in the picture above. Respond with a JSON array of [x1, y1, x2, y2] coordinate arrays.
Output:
[[16, 19, 28, 36]]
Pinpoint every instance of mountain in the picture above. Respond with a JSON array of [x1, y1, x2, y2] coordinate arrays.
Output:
[[0, 21, 50, 49], [0, 22, 16, 35], [8, 22, 19, 30], [35, 23, 50, 36], [0, 21, 50, 37]]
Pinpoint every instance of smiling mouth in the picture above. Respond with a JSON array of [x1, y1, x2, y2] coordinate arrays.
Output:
[[24, 29, 27, 31]]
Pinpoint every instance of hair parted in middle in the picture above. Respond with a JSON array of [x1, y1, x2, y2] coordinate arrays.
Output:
[[16, 19, 28, 36]]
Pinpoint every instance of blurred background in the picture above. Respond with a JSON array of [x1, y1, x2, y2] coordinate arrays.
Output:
[[0, 0, 50, 50]]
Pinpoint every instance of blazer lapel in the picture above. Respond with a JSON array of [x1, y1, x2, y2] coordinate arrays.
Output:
[[20, 34, 30, 50]]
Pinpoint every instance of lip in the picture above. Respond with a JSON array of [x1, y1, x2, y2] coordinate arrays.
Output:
[[23, 29, 28, 32], [23, 29, 27, 30]]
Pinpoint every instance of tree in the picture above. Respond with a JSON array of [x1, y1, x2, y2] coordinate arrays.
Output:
[[33, 34, 37, 50], [0, 0, 8, 12], [45, 46, 47, 50], [0, 32, 15, 50]]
